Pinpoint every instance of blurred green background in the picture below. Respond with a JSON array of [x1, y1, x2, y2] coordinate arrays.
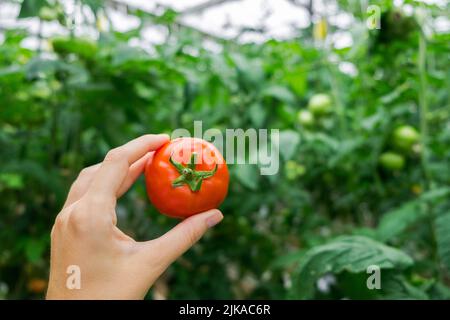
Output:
[[0, 0, 449, 299]]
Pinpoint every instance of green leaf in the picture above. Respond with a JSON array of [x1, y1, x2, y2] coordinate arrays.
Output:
[[435, 211, 450, 273], [274, 130, 300, 160], [284, 66, 307, 96], [80, 0, 104, 14], [429, 282, 450, 299], [0, 65, 23, 78], [24, 238, 47, 263], [376, 201, 425, 242], [233, 164, 259, 190], [327, 138, 364, 168], [229, 53, 264, 88], [272, 251, 305, 269], [376, 187, 450, 242], [0, 173, 24, 190], [262, 85, 296, 104], [154, 9, 179, 25], [25, 57, 64, 79], [382, 274, 429, 300], [351, 227, 378, 239], [304, 132, 339, 150], [292, 236, 413, 299], [420, 187, 450, 201], [111, 45, 151, 67], [248, 103, 266, 127], [19, 0, 48, 18], [380, 81, 410, 104], [2, 160, 65, 201]]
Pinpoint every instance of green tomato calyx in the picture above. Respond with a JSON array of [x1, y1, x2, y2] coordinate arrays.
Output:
[[169, 152, 218, 192]]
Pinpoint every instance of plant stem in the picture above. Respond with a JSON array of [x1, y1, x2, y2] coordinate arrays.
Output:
[[37, 20, 43, 54], [418, 32, 431, 188], [325, 51, 346, 136], [418, 30, 441, 279]]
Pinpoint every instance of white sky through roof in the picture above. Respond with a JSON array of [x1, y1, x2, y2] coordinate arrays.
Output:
[[0, 0, 449, 49]]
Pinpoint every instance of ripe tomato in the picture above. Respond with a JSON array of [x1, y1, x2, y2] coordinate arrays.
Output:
[[379, 151, 405, 171], [392, 125, 420, 150], [145, 137, 229, 218], [308, 93, 332, 115], [28, 278, 47, 294]]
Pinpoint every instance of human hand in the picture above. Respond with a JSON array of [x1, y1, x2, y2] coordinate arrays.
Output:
[[46, 134, 224, 299]]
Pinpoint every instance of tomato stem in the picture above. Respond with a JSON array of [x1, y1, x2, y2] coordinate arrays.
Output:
[[169, 152, 218, 192]]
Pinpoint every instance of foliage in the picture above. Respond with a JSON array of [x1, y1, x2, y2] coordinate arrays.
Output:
[[291, 235, 413, 299], [0, 0, 449, 299]]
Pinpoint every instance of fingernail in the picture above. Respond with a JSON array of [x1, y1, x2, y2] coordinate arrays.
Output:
[[206, 210, 223, 228]]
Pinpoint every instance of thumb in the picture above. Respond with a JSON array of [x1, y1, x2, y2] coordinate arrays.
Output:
[[145, 209, 223, 267]]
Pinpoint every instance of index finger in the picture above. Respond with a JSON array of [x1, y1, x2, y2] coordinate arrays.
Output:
[[88, 134, 169, 199]]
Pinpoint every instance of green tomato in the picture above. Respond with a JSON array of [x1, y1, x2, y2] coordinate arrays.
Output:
[[392, 125, 420, 150], [297, 110, 315, 127], [51, 37, 72, 55], [308, 93, 332, 115], [51, 37, 97, 60], [379, 152, 405, 171], [73, 38, 98, 59], [39, 7, 58, 21]]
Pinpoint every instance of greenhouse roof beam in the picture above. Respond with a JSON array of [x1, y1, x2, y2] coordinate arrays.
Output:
[[179, 0, 242, 16], [107, 0, 232, 44]]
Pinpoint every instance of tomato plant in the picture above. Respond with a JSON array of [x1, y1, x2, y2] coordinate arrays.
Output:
[[145, 138, 229, 218], [0, 0, 449, 300]]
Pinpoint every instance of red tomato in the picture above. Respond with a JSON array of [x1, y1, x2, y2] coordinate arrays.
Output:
[[28, 278, 47, 294], [145, 137, 229, 218]]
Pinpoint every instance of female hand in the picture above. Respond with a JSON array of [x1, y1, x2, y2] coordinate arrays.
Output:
[[46, 134, 224, 299]]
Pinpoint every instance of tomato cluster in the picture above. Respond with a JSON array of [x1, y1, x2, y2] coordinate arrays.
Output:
[[379, 125, 420, 172], [296, 93, 333, 129]]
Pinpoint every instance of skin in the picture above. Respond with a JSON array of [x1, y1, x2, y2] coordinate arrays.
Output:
[[46, 134, 224, 300], [145, 137, 229, 218]]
